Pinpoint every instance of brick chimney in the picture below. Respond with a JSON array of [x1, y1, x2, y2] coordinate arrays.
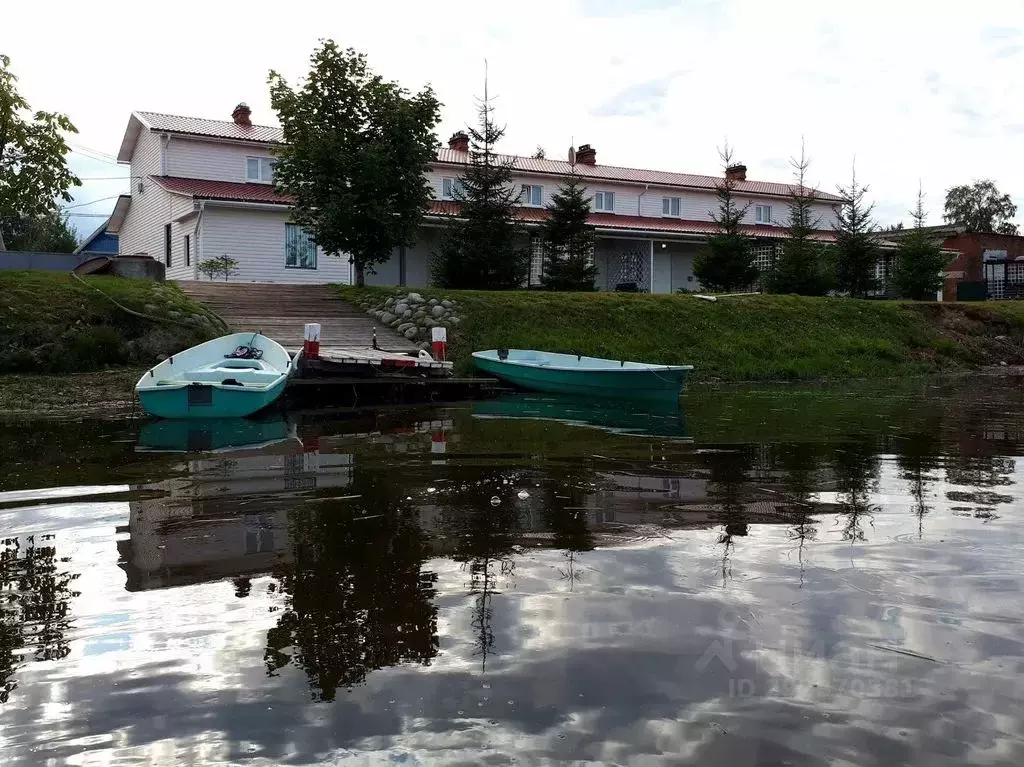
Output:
[[725, 163, 747, 182], [232, 102, 252, 127], [575, 144, 597, 165], [448, 131, 469, 152]]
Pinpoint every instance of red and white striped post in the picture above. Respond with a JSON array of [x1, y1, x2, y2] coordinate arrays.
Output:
[[303, 323, 321, 360], [431, 326, 447, 361]]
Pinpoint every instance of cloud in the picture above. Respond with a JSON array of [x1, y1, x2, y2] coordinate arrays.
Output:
[[578, 0, 682, 17], [923, 71, 942, 96], [981, 26, 1021, 41], [994, 44, 1024, 59], [589, 72, 686, 118]]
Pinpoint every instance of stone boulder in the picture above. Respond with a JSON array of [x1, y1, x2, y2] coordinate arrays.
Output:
[[381, 312, 397, 325], [397, 322, 415, 334], [395, 302, 410, 316], [428, 298, 439, 306], [430, 305, 446, 318], [403, 326, 418, 340], [406, 292, 425, 304], [441, 299, 453, 309]]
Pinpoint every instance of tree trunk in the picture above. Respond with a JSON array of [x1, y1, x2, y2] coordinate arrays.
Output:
[[0, 228, 6, 252], [355, 261, 365, 287]]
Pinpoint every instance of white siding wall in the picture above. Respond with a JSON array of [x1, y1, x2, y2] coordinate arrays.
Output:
[[117, 186, 171, 263], [131, 130, 163, 177], [427, 166, 838, 229], [166, 138, 276, 183], [199, 206, 352, 284]]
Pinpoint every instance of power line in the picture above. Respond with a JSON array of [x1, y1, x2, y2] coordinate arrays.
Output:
[[60, 194, 122, 211], [69, 144, 121, 165], [76, 176, 131, 181]]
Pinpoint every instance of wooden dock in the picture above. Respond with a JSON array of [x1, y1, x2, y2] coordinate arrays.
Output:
[[176, 281, 502, 407]]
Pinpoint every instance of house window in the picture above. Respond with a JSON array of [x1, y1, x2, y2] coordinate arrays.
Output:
[[164, 224, 172, 266], [520, 184, 543, 207], [285, 223, 317, 269], [593, 191, 615, 212], [184, 234, 191, 267], [441, 177, 464, 200], [752, 244, 776, 281], [246, 156, 276, 183], [529, 235, 544, 287], [755, 204, 773, 224], [662, 197, 681, 217]]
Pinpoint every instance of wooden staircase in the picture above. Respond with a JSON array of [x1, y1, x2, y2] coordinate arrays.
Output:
[[175, 281, 415, 351]]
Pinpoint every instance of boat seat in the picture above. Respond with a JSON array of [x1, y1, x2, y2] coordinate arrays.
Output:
[[186, 369, 282, 385]]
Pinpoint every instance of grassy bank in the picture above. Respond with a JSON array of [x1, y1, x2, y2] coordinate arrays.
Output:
[[337, 286, 1024, 381], [0, 271, 228, 374]]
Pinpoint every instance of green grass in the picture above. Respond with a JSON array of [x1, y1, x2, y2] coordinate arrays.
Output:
[[0, 271, 227, 374], [337, 286, 1024, 381]]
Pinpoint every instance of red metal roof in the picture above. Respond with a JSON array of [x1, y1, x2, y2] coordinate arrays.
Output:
[[428, 201, 838, 241], [126, 110, 840, 201], [151, 176, 293, 204], [137, 111, 284, 144], [149, 178, 836, 241], [432, 148, 844, 202]]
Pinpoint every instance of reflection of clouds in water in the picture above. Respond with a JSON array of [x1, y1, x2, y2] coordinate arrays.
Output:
[[2, 397, 1024, 764]]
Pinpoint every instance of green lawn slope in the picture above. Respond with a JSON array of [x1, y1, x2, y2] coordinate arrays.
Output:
[[0, 271, 228, 374], [337, 286, 1024, 381]]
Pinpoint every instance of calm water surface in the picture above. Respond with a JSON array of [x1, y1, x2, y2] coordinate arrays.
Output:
[[1, 380, 1023, 766]]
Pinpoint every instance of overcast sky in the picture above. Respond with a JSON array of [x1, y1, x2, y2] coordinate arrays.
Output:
[[5, 0, 1022, 238]]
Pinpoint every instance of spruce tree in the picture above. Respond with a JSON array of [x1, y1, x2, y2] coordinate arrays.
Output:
[[834, 162, 880, 298], [693, 143, 757, 292], [539, 163, 598, 291], [892, 186, 947, 300], [431, 78, 528, 289], [765, 141, 831, 296]]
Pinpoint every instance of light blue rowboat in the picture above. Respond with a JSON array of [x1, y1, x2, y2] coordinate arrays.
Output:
[[471, 349, 694, 402], [135, 332, 297, 419]]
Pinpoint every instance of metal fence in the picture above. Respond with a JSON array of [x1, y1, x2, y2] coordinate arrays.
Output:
[[0, 251, 90, 271]]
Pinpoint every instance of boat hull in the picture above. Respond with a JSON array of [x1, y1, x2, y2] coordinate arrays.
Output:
[[137, 376, 288, 419], [472, 353, 690, 402]]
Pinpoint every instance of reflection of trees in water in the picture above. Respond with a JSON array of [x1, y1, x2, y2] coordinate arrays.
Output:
[[265, 473, 438, 701], [894, 432, 943, 538], [833, 437, 881, 543], [439, 470, 526, 672], [540, 465, 596, 593], [775, 443, 823, 586], [702, 447, 755, 587], [0, 535, 80, 703], [943, 454, 1016, 521]]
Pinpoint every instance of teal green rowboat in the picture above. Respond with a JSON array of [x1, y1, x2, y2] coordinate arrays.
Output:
[[135, 332, 296, 419], [472, 349, 693, 402]]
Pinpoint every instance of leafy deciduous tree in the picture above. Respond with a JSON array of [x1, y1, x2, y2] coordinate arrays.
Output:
[[198, 254, 239, 281], [539, 162, 598, 291], [2, 210, 77, 252], [834, 162, 879, 298], [0, 54, 80, 252], [893, 186, 947, 300], [764, 141, 831, 296], [693, 143, 757, 292], [943, 179, 1019, 235], [431, 77, 528, 289], [268, 41, 441, 286]]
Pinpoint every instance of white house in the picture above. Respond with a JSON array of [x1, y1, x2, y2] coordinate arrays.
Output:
[[110, 103, 844, 292]]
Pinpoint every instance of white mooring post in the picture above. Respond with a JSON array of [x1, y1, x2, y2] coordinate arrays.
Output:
[[431, 326, 447, 361], [303, 323, 321, 360]]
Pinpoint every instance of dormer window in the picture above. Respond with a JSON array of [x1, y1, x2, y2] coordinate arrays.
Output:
[[593, 191, 615, 212], [442, 177, 464, 200], [246, 156, 275, 183], [520, 184, 543, 207]]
